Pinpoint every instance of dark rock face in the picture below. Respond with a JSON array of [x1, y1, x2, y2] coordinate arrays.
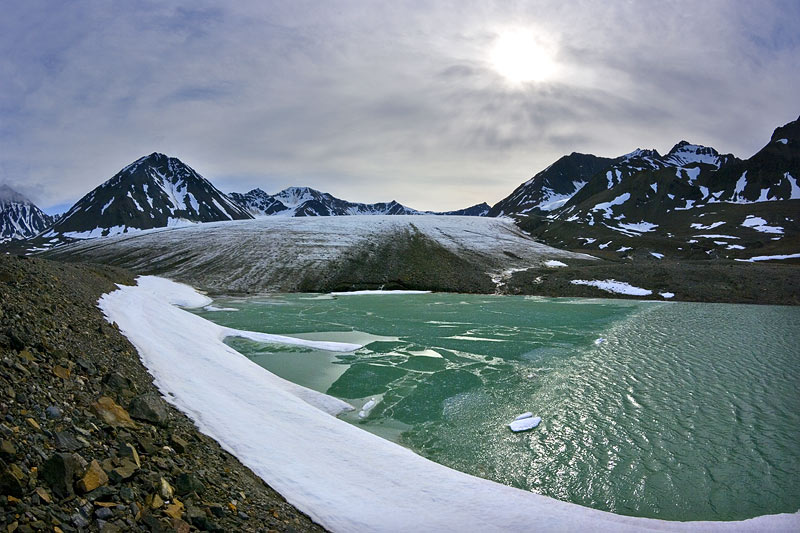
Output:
[[40, 453, 80, 497], [128, 393, 170, 427], [0, 254, 325, 532]]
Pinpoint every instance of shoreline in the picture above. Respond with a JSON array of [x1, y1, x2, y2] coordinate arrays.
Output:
[[100, 273, 800, 531]]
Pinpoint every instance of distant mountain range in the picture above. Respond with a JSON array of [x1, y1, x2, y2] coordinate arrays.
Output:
[[2, 116, 797, 261], [229, 186, 490, 218], [2, 153, 488, 248]]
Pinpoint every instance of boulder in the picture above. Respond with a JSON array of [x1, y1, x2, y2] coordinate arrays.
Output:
[[128, 393, 169, 427]]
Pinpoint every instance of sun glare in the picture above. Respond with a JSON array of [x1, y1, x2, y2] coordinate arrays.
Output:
[[489, 29, 558, 85]]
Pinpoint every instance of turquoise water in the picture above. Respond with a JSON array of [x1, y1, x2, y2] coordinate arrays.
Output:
[[194, 294, 800, 521]]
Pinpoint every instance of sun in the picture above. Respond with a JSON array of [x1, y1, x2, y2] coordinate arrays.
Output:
[[489, 29, 558, 84]]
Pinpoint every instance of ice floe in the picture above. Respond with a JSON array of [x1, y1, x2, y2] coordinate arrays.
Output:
[[359, 398, 377, 419], [330, 290, 432, 296], [508, 415, 542, 432]]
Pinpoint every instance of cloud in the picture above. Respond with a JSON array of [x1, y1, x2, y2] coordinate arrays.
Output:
[[0, 0, 798, 211]]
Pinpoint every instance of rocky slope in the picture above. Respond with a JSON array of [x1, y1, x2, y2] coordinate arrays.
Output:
[[0, 254, 324, 532], [0, 185, 54, 243]]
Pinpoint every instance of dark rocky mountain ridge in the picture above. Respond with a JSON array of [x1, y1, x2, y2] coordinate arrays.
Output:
[[506, 116, 800, 261], [32, 153, 252, 248]]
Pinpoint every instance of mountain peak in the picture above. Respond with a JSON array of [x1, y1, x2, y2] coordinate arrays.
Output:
[[0, 184, 31, 204], [770, 116, 800, 143], [621, 148, 661, 161], [663, 141, 731, 168]]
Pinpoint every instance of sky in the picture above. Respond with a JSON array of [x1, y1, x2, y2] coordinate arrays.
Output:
[[1, 1, 799, 214]]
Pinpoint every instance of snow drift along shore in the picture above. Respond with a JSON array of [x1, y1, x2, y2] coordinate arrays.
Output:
[[99, 276, 800, 533]]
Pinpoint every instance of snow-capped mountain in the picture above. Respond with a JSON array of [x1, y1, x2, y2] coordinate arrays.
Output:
[[439, 202, 491, 216], [0, 185, 54, 242], [487, 153, 614, 217], [229, 188, 289, 217], [491, 140, 739, 221], [512, 116, 799, 260], [42, 153, 252, 242], [229, 186, 488, 218]]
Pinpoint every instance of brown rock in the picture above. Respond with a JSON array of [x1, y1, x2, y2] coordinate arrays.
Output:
[[92, 397, 136, 428], [170, 518, 191, 533], [77, 460, 108, 493], [147, 492, 164, 509], [34, 486, 52, 503], [52, 365, 71, 379], [169, 435, 189, 454], [163, 499, 184, 520], [0, 439, 16, 457], [24, 418, 41, 431], [108, 459, 138, 483]]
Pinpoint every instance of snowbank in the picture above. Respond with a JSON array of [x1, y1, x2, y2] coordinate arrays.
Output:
[[99, 276, 800, 532], [570, 279, 653, 296]]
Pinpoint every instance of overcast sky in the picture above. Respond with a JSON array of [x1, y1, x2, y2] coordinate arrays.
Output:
[[1, 1, 799, 213]]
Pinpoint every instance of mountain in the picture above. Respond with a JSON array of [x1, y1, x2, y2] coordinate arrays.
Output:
[[490, 141, 739, 221], [0, 185, 54, 242], [487, 153, 614, 217], [229, 188, 289, 217], [509, 116, 799, 261], [228, 186, 487, 218], [40, 153, 252, 243], [439, 202, 491, 216]]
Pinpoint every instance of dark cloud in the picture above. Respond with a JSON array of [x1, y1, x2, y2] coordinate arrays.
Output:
[[0, 0, 798, 211]]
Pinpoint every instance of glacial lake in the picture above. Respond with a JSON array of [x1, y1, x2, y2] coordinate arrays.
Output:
[[194, 293, 800, 521]]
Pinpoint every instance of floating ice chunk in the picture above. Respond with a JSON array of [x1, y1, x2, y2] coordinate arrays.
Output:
[[203, 305, 239, 312], [776, 138, 788, 144], [514, 412, 534, 421], [659, 292, 675, 299], [330, 290, 431, 296], [650, 252, 664, 259], [508, 416, 541, 432], [594, 338, 607, 345], [359, 399, 377, 419]]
